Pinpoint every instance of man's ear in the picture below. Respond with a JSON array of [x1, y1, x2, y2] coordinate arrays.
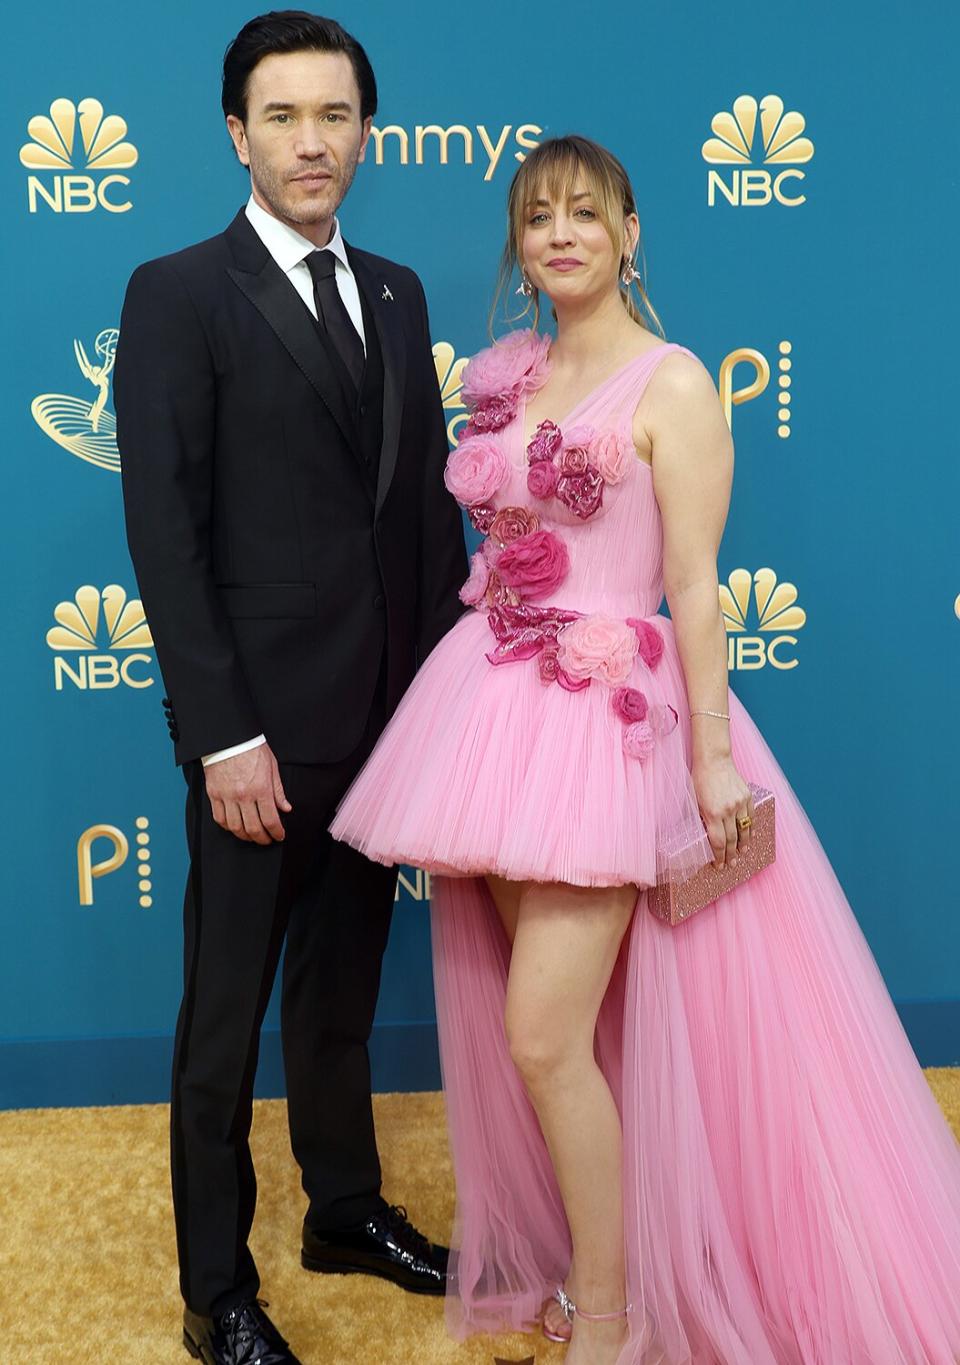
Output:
[[357, 115, 373, 164], [226, 114, 250, 167]]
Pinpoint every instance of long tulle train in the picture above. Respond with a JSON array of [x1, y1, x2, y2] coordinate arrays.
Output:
[[430, 690, 960, 1364]]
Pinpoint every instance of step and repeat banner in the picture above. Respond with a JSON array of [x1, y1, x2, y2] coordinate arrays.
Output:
[[3, 0, 958, 1106]]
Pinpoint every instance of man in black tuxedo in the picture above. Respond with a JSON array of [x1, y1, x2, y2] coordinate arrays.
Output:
[[113, 13, 466, 1363]]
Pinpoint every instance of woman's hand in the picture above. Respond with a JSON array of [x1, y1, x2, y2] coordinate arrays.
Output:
[[693, 756, 754, 869]]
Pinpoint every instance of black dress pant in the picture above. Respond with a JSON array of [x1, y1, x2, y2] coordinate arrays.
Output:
[[170, 680, 397, 1316]]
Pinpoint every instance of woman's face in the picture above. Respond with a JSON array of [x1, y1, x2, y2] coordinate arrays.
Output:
[[520, 177, 636, 311]]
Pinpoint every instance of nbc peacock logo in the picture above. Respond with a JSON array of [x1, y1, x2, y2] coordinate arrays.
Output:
[[433, 341, 471, 446], [720, 568, 806, 670], [32, 328, 120, 472], [702, 95, 814, 207], [47, 585, 154, 691], [20, 97, 138, 213]]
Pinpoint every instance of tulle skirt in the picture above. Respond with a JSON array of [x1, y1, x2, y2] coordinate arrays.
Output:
[[331, 610, 711, 887]]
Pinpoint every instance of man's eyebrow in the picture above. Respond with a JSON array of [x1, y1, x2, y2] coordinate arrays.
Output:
[[261, 99, 354, 112]]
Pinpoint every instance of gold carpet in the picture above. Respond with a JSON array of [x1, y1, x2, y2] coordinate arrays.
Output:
[[3, 1074, 959, 1365]]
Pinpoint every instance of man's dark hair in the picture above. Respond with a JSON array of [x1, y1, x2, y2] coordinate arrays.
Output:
[[222, 11, 378, 123]]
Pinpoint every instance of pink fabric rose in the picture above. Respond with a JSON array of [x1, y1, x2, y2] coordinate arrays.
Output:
[[612, 686, 649, 723], [496, 529, 570, 600], [556, 614, 639, 686], [527, 419, 563, 464], [481, 537, 502, 566], [468, 503, 496, 533], [626, 617, 665, 669], [648, 702, 679, 737], [557, 466, 604, 519], [461, 330, 552, 408], [470, 393, 516, 433], [489, 505, 540, 546], [623, 719, 656, 761], [559, 446, 589, 476], [537, 644, 559, 685], [527, 460, 560, 500], [459, 552, 490, 607], [594, 430, 633, 484], [444, 436, 509, 507], [559, 425, 594, 476]]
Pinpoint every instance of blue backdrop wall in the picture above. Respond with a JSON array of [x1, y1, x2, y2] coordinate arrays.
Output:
[[3, 0, 958, 1108]]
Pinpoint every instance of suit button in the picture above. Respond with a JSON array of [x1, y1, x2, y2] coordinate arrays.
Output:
[[373, 594, 385, 609], [359, 404, 367, 416]]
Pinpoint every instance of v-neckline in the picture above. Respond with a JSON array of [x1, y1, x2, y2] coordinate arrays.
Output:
[[517, 340, 673, 457]]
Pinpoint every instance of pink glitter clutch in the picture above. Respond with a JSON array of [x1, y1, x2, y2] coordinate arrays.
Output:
[[648, 784, 776, 926]]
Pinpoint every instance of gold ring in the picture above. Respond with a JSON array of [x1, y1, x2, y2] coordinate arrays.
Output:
[[736, 814, 752, 829]]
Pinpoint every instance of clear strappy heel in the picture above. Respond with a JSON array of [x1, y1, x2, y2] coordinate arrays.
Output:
[[542, 1284, 576, 1342]]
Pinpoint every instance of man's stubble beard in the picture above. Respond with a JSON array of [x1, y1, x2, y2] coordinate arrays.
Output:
[[250, 142, 362, 229]]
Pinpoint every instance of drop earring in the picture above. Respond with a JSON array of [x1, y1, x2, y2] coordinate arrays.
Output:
[[621, 255, 640, 287], [515, 270, 534, 298]]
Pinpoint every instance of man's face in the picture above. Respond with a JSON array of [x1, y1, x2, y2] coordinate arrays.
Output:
[[227, 49, 371, 234]]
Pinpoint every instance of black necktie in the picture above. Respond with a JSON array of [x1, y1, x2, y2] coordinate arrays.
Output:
[[305, 249, 365, 392]]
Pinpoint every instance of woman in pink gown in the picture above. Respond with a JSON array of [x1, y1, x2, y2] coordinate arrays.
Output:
[[330, 135, 960, 1363]]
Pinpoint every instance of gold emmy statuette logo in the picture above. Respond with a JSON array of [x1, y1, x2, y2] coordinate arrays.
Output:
[[20, 97, 138, 213], [433, 341, 471, 446], [719, 340, 794, 439], [32, 328, 120, 471], [720, 567, 806, 670], [77, 816, 153, 907], [369, 123, 542, 181], [47, 584, 154, 691], [702, 95, 814, 207], [395, 867, 432, 903]]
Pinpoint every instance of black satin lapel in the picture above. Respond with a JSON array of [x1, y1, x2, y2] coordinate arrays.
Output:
[[226, 259, 356, 449], [351, 255, 407, 513]]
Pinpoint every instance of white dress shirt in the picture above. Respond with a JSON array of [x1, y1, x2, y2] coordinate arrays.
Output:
[[201, 195, 366, 768]]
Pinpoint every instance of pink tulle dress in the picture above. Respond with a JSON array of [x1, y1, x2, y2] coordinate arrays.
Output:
[[330, 332, 960, 1363]]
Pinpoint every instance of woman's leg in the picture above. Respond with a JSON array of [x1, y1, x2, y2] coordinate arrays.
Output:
[[486, 875, 637, 1363], [486, 872, 523, 943]]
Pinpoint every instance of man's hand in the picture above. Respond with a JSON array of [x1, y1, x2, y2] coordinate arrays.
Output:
[[204, 742, 292, 845]]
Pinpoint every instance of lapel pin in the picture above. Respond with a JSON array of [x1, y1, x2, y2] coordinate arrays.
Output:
[[381, 284, 394, 302]]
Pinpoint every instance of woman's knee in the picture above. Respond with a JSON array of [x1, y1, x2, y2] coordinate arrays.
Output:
[[505, 1004, 579, 1090]]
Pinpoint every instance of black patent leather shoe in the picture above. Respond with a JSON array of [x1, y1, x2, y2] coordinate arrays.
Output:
[[301, 1202, 448, 1295], [183, 1299, 302, 1364]]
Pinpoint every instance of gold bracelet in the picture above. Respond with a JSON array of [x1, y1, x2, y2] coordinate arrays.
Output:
[[690, 709, 730, 720]]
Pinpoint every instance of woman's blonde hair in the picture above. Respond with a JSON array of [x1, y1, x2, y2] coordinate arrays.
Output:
[[493, 134, 665, 337]]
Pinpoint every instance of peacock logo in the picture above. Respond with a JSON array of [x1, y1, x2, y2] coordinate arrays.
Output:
[[20, 98, 138, 213], [702, 95, 814, 208], [32, 328, 120, 472], [433, 341, 471, 446], [720, 568, 806, 670], [47, 585, 155, 691]]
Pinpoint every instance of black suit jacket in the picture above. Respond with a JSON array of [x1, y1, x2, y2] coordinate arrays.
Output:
[[114, 208, 466, 766]]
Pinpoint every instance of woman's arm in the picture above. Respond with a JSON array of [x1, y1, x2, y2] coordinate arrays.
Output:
[[636, 353, 754, 868]]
